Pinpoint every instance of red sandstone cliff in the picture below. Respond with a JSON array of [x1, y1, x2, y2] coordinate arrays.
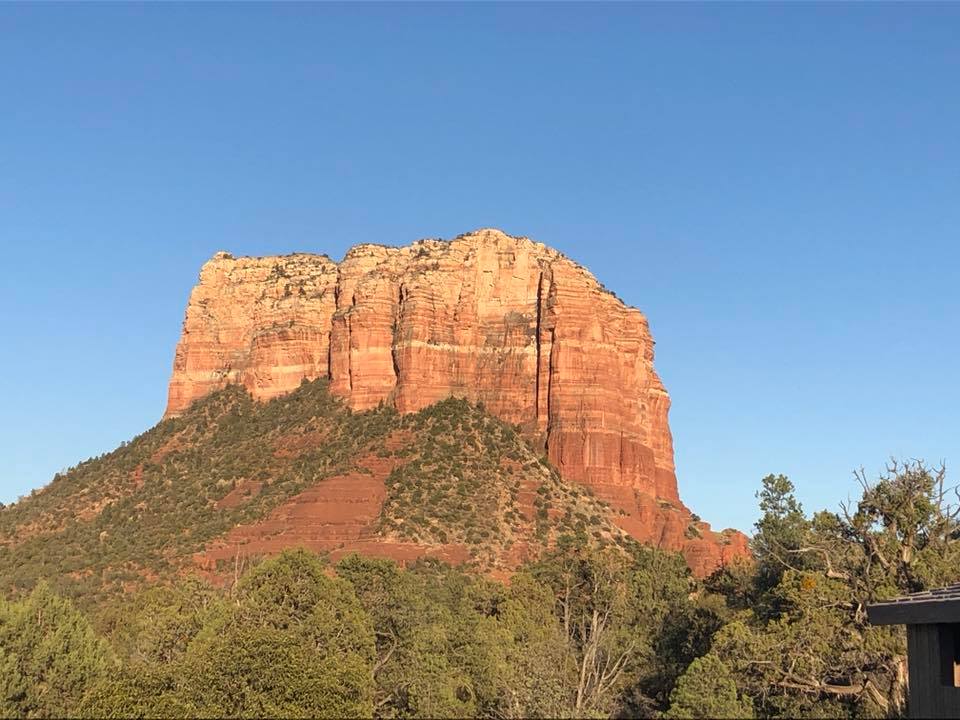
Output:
[[166, 229, 747, 575]]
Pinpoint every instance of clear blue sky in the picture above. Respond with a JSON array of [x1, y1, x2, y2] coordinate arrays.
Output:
[[1, 3, 957, 534]]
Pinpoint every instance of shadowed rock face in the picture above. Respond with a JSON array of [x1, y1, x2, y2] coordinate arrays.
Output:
[[165, 228, 747, 575]]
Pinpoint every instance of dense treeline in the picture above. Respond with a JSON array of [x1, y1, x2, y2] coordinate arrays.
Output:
[[2, 459, 955, 718], [2, 543, 690, 719]]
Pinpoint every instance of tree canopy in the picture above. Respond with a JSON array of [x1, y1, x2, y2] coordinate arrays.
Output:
[[2, 459, 957, 719]]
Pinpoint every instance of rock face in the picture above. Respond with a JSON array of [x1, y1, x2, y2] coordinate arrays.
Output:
[[166, 229, 747, 575]]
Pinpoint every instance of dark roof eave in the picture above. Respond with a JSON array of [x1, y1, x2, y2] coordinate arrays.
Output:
[[867, 599, 960, 626]]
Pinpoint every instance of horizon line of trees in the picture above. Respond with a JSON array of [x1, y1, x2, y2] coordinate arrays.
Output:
[[1, 458, 957, 719]]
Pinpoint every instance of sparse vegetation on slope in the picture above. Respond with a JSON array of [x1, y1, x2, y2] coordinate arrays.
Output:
[[0, 380, 396, 603], [378, 397, 631, 568], [0, 381, 631, 603]]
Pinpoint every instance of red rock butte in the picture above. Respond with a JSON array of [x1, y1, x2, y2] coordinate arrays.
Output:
[[165, 228, 748, 575]]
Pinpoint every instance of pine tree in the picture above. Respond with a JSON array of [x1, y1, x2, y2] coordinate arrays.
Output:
[[666, 654, 753, 719], [0, 582, 113, 717]]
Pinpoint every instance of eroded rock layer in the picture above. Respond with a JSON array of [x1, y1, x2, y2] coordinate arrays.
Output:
[[166, 229, 746, 574]]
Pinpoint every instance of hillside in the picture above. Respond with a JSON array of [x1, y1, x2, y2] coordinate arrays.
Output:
[[0, 380, 657, 602]]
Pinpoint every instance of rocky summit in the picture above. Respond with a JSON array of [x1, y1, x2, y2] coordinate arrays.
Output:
[[165, 228, 747, 575]]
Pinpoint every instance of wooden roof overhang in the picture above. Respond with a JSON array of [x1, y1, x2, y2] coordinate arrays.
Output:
[[867, 584, 960, 626]]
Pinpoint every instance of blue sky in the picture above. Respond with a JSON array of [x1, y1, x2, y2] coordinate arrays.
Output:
[[1, 3, 957, 534]]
